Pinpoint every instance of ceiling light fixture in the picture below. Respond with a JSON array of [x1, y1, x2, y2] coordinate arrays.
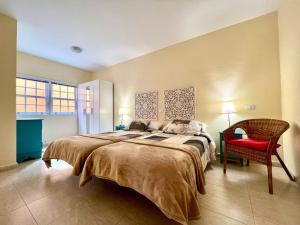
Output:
[[71, 46, 83, 53]]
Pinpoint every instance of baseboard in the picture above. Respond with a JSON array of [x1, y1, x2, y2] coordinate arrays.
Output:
[[0, 163, 18, 172]]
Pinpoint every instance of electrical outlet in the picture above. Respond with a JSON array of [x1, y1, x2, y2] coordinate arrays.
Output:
[[244, 104, 256, 111]]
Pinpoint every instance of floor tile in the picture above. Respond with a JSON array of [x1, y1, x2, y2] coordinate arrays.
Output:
[[15, 171, 78, 204], [47, 205, 108, 225], [0, 159, 299, 225], [27, 186, 91, 225], [0, 206, 36, 225], [0, 184, 25, 215], [190, 208, 247, 225]]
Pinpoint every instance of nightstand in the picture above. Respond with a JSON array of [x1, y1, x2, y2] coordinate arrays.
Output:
[[115, 124, 125, 131], [17, 119, 43, 163], [219, 131, 244, 166]]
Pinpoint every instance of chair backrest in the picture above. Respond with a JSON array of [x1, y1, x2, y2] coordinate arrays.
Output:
[[243, 119, 289, 140]]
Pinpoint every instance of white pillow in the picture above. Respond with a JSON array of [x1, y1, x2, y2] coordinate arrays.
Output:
[[162, 122, 172, 132], [148, 121, 163, 130], [165, 123, 188, 134]]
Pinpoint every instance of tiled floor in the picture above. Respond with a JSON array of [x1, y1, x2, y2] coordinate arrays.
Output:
[[0, 159, 299, 225]]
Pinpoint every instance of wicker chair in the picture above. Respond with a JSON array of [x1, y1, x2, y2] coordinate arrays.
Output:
[[223, 119, 295, 194]]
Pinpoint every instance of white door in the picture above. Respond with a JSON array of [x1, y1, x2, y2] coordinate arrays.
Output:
[[78, 80, 99, 134], [78, 79, 113, 134], [99, 80, 113, 132]]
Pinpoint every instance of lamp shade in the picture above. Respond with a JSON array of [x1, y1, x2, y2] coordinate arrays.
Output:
[[222, 102, 236, 114], [119, 107, 129, 115]]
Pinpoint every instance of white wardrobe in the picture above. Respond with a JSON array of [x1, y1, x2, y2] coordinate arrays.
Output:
[[78, 80, 113, 134]]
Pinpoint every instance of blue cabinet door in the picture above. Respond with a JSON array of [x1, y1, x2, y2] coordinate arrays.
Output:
[[17, 119, 43, 163], [219, 132, 244, 166]]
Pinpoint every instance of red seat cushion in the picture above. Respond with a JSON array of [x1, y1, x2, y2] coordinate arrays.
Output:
[[227, 139, 280, 151]]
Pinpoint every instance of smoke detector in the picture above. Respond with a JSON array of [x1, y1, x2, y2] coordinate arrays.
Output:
[[71, 46, 83, 53]]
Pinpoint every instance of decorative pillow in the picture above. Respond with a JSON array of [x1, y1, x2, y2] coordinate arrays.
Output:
[[200, 122, 208, 133], [148, 121, 163, 130], [136, 119, 150, 126], [185, 120, 202, 135], [172, 120, 191, 125], [161, 120, 208, 134], [164, 123, 190, 134], [190, 120, 208, 133], [162, 122, 172, 132], [128, 121, 148, 131], [192, 121, 207, 133]]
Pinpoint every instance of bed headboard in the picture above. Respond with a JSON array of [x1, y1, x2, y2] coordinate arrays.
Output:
[[134, 87, 195, 121], [164, 87, 195, 120], [135, 91, 158, 120]]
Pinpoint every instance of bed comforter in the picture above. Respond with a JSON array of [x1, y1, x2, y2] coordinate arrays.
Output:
[[42, 131, 148, 175], [79, 138, 206, 225]]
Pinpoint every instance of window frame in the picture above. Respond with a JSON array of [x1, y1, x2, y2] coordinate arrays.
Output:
[[16, 74, 78, 116], [16, 77, 49, 115], [50, 82, 78, 115]]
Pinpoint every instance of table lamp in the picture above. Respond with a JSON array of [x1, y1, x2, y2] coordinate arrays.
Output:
[[119, 107, 129, 126], [222, 101, 236, 127]]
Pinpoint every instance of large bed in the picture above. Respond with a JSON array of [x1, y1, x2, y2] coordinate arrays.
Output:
[[42, 131, 149, 175], [79, 131, 216, 225]]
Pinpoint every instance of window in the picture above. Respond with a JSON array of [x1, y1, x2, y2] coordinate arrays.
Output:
[[16, 78, 47, 114], [16, 77, 77, 115], [51, 83, 76, 114]]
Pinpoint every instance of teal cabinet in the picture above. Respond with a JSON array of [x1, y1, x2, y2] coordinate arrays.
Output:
[[219, 131, 244, 166], [17, 119, 43, 163]]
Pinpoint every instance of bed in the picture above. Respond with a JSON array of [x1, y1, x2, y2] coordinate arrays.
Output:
[[79, 132, 216, 225], [42, 131, 150, 175]]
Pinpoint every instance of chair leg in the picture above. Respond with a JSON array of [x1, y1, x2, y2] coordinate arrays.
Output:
[[274, 151, 296, 181], [223, 154, 227, 174], [247, 159, 250, 166], [267, 164, 273, 194]]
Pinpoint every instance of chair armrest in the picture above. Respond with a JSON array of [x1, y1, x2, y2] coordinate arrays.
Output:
[[266, 136, 280, 157], [223, 121, 247, 142]]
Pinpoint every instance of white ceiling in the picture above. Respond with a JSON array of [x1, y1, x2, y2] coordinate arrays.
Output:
[[0, 0, 279, 71]]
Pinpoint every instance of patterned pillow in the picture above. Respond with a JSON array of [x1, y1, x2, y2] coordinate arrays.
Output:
[[162, 120, 207, 134], [186, 120, 208, 134], [136, 119, 150, 126], [184, 120, 201, 135], [165, 123, 189, 134], [128, 121, 148, 131], [172, 120, 191, 125], [200, 122, 208, 133]]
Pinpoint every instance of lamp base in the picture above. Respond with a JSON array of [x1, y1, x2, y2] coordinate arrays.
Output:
[[116, 124, 125, 131], [227, 113, 231, 127]]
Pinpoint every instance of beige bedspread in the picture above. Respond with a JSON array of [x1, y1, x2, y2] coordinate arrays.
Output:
[[138, 133, 215, 170], [43, 132, 147, 175], [79, 138, 205, 225]]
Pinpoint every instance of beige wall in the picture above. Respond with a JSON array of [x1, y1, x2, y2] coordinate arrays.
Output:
[[17, 52, 92, 144], [17, 52, 92, 85], [93, 12, 282, 153], [0, 13, 17, 169], [278, 1, 300, 176]]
